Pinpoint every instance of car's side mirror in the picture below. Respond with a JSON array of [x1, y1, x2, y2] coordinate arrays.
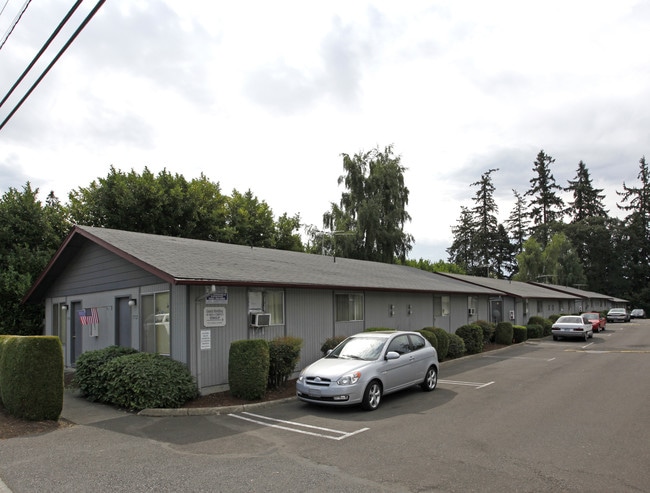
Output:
[[385, 351, 400, 360]]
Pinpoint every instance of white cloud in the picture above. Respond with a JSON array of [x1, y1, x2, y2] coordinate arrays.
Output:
[[1, 0, 649, 262]]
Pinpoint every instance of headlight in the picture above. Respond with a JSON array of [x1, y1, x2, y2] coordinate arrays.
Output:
[[337, 371, 361, 386]]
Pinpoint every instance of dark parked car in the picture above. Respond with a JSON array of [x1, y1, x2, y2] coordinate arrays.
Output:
[[296, 331, 439, 411], [607, 308, 630, 323], [630, 308, 646, 319]]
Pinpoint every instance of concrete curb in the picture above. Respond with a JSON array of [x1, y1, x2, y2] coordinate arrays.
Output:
[[138, 396, 297, 417]]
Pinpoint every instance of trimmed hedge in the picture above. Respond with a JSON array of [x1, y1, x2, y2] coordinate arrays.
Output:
[[0, 335, 63, 420], [455, 324, 484, 355], [495, 322, 514, 345], [513, 325, 528, 343], [74, 345, 139, 403], [474, 320, 496, 344], [446, 333, 466, 359], [228, 339, 270, 400], [268, 336, 302, 389], [102, 352, 198, 411], [429, 328, 450, 361], [418, 329, 438, 352], [526, 324, 543, 339]]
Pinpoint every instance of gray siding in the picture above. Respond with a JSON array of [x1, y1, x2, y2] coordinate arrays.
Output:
[[51, 243, 163, 296]]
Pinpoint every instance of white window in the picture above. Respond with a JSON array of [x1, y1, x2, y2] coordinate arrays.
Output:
[[52, 303, 67, 346], [141, 292, 170, 355], [249, 290, 285, 325], [434, 295, 450, 317], [336, 293, 364, 322]]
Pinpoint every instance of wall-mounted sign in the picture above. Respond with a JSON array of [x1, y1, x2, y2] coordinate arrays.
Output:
[[200, 330, 211, 350], [204, 306, 226, 327], [206, 286, 228, 304]]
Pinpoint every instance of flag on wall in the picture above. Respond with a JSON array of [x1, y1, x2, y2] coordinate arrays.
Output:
[[78, 307, 100, 337], [78, 308, 99, 325]]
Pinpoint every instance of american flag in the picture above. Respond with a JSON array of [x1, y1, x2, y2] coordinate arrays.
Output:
[[78, 307, 99, 326]]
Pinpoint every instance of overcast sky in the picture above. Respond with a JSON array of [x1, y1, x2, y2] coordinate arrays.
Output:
[[1, 1, 649, 261]]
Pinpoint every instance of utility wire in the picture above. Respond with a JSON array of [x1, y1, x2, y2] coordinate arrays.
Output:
[[0, 0, 12, 19], [0, 0, 32, 51], [0, 0, 106, 132], [0, 0, 83, 108]]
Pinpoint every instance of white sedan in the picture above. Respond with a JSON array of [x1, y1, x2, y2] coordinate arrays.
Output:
[[552, 315, 594, 341]]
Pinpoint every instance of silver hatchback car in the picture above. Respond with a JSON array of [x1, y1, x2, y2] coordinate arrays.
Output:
[[296, 331, 439, 411]]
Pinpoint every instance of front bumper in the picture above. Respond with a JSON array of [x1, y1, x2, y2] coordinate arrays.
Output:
[[295, 380, 364, 406]]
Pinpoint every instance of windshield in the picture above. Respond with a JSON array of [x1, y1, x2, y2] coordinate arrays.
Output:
[[327, 336, 387, 361], [582, 313, 597, 320]]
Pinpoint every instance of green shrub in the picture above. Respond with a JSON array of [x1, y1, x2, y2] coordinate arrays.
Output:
[[0, 336, 64, 420], [429, 328, 450, 361], [417, 329, 438, 352], [74, 345, 139, 403], [455, 324, 484, 355], [513, 325, 528, 343], [526, 324, 543, 339], [320, 335, 347, 356], [495, 322, 514, 345], [474, 320, 495, 344], [527, 316, 552, 336], [102, 352, 198, 411], [268, 336, 302, 389], [228, 339, 270, 400], [446, 333, 466, 359]]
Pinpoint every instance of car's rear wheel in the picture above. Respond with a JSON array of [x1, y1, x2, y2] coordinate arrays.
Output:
[[421, 366, 438, 391], [361, 380, 382, 411]]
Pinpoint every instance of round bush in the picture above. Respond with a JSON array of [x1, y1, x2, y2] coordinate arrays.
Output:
[[455, 324, 484, 355], [418, 329, 438, 352], [73, 345, 139, 402], [446, 333, 466, 359], [474, 320, 495, 344], [495, 322, 514, 345], [513, 325, 528, 343], [526, 324, 543, 339], [429, 328, 450, 361], [102, 352, 198, 411], [268, 336, 302, 389]]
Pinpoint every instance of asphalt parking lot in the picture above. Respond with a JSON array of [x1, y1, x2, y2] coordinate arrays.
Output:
[[2, 318, 649, 492]]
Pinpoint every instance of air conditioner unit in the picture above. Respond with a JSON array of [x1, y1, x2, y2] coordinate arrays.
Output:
[[250, 312, 271, 327], [468, 308, 475, 316]]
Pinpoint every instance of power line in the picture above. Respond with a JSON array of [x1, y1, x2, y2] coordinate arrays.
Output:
[[0, 0, 106, 132], [0, 0, 83, 109], [0, 0, 32, 51]]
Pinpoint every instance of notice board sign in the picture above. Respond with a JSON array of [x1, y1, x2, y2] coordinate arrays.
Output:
[[204, 306, 226, 327]]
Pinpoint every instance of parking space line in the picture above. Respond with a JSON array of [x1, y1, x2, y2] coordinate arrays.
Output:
[[439, 379, 494, 389], [228, 411, 369, 440], [482, 355, 556, 362]]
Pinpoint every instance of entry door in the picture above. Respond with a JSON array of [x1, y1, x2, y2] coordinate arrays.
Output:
[[116, 297, 132, 347], [71, 301, 83, 365], [490, 299, 503, 324]]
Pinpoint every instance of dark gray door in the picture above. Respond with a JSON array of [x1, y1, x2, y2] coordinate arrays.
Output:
[[71, 301, 83, 365], [116, 297, 132, 347]]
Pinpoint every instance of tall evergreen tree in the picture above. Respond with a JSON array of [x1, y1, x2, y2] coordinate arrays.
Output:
[[565, 160, 608, 222], [616, 156, 650, 297], [525, 150, 565, 247], [469, 168, 500, 276], [323, 145, 413, 263], [447, 206, 476, 271], [505, 189, 528, 259]]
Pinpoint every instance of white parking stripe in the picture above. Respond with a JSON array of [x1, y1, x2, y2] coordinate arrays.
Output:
[[439, 379, 494, 389], [228, 412, 369, 440], [482, 355, 556, 362]]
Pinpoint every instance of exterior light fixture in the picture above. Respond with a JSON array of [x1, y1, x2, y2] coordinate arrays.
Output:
[[61, 304, 68, 311], [128, 299, 137, 307]]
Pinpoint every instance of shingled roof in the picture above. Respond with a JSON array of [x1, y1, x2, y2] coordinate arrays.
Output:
[[25, 226, 503, 302]]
